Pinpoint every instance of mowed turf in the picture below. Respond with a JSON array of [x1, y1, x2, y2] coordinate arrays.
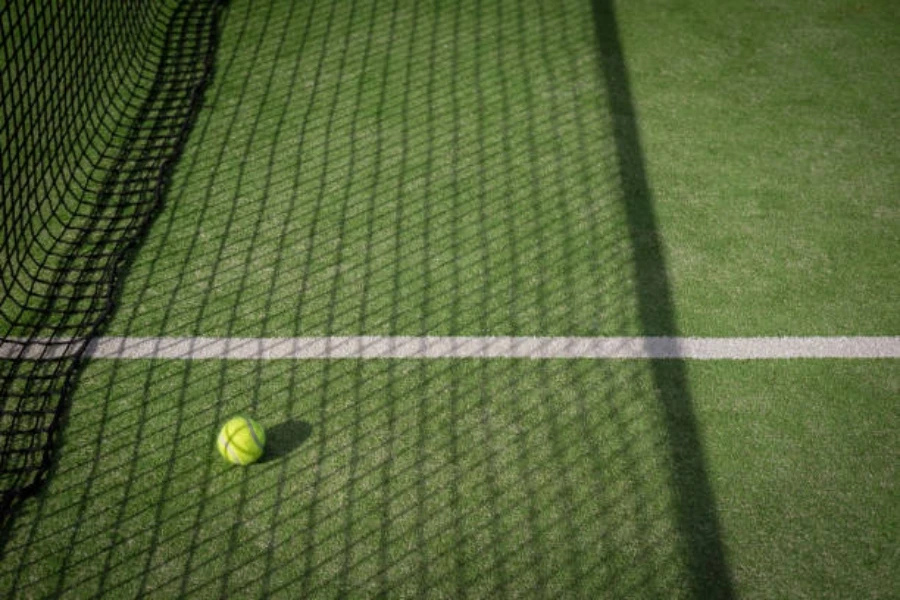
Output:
[[104, 0, 643, 338], [0, 359, 895, 598], [100, 0, 900, 340], [618, 0, 900, 335], [1, 358, 688, 598], [2, 0, 898, 599], [694, 360, 898, 598]]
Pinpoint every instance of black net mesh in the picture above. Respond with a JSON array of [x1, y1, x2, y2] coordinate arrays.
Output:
[[0, 0, 222, 521]]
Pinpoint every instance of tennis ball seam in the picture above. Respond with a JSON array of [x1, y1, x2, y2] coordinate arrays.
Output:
[[242, 416, 263, 449], [218, 430, 246, 465]]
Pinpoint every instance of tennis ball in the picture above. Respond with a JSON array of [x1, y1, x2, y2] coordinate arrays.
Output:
[[217, 416, 266, 465]]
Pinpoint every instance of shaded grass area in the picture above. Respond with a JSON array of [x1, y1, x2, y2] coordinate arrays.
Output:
[[1, 358, 894, 598], [1, 358, 690, 598]]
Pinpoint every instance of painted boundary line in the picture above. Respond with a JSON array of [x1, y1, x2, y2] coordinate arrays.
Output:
[[2, 336, 899, 360]]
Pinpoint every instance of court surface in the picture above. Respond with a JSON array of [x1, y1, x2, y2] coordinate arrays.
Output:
[[1, 0, 897, 598]]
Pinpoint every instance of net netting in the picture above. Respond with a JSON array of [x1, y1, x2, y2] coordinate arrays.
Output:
[[0, 0, 221, 522]]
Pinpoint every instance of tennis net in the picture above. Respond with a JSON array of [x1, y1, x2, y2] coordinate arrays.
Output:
[[0, 0, 222, 524]]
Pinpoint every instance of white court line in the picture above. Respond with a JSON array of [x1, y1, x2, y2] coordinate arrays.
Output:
[[1, 336, 899, 360]]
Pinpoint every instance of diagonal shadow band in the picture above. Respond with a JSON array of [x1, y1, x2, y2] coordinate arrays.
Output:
[[591, 2, 735, 597]]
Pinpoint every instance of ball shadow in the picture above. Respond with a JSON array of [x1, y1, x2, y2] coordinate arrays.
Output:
[[262, 419, 313, 462]]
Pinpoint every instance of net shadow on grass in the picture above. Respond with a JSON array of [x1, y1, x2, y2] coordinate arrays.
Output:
[[1, 362, 684, 598], [1, 0, 731, 597]]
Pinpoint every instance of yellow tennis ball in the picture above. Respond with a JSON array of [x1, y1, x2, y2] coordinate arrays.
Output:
[[217, 417, 266, 465]]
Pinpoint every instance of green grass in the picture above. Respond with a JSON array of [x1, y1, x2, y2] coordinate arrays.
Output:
[[104, 0, 643, 338], [2, 0, 898, 598], [2, 358, 689, 598], [97, 0, 900, 339], [693, 360, 898, 598], [619, 0, 900, 335], [1, 359, 895, 598]]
